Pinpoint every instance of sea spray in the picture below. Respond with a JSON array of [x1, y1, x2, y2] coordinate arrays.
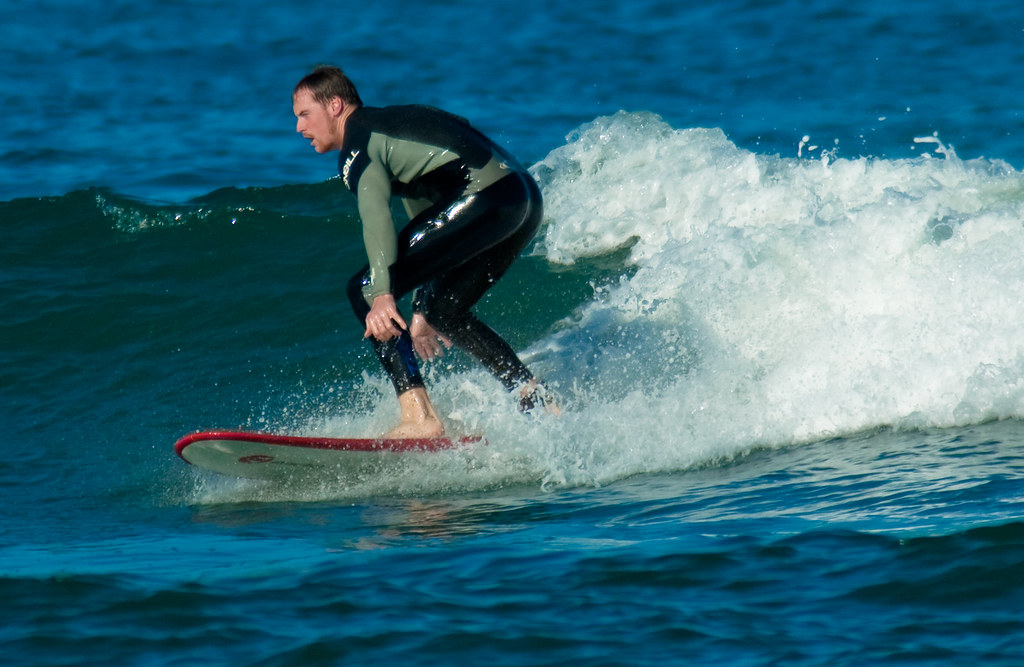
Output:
[[530, 112, 1024, 457]]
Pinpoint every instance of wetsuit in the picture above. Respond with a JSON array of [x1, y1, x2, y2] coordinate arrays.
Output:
[[338, 105, 543, 402]]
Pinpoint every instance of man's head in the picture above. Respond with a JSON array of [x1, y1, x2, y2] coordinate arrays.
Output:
[[293, 65, 363, 107], [293, 66, 362, 153]]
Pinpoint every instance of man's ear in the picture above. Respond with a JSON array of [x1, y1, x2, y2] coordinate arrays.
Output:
[[329, 96, 345, 117]]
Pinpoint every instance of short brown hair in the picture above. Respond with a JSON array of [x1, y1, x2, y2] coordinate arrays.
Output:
[[294, 65, 363, 107]]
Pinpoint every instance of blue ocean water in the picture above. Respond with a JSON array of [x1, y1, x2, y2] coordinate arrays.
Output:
[[3, 0, 1024, 664]]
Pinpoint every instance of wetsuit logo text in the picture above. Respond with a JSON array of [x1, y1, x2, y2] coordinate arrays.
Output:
[[342, 150, 361, 190]]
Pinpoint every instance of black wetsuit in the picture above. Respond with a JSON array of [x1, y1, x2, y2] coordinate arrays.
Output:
[[338, 105, 543, 401]]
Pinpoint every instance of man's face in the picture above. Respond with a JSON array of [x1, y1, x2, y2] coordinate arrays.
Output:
[[293, 88, 342, 153]]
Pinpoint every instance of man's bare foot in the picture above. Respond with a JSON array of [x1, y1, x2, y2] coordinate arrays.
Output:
[[384, 418, 445, 439], [384, 387, 445, 439], [519, 381, 562, 416]]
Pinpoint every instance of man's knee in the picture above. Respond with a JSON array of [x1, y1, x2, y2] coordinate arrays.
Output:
[[424, 301, 471, 336]]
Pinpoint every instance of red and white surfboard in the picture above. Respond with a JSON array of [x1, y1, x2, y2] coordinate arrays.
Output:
[[175, 430, 484, 479]]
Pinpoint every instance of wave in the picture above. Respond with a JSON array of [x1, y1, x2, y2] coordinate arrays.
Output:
[[518, 111, 1024, 465]]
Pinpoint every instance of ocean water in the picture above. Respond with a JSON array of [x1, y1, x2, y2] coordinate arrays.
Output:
[[4, 0, 1024, 664]]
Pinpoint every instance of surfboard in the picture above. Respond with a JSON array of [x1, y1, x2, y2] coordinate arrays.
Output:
[[174, 430, 484, 480]]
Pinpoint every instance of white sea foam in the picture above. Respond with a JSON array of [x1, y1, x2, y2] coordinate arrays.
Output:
[[520, 111, 1024, 473]]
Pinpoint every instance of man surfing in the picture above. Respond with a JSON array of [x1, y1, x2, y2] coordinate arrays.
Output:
[[293, 65, 553, 438]]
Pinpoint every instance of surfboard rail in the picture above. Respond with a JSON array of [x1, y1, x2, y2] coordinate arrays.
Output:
[[175, 430, 482, 458]]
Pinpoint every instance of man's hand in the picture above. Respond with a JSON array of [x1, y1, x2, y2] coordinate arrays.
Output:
[[410, 313, 452, 361], [363, 294, 407, 341]]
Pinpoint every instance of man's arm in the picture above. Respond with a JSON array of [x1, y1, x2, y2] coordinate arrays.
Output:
[[356, 159, 398, 299]]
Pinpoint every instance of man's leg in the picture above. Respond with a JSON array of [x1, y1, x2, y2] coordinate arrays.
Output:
[[347, 274, 444, 437], [388, 386, 444, 438], [413, 238, 537, 392]]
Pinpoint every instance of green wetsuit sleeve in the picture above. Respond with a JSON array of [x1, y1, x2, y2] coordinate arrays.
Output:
[[355, 159, 398, 299]]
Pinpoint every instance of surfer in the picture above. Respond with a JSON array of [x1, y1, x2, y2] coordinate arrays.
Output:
[[293, 65, 553, 438]]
